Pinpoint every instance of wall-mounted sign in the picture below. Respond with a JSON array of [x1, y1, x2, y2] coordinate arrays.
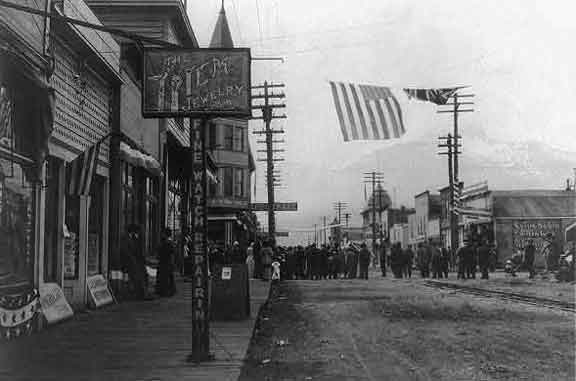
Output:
[[86, 275, 114, 308], [39, 283, 74, 325], [251, 202, 298, 212], [221, 267, 232, 280], [512, 220, 561, 266], [142, 48, 251, 118]]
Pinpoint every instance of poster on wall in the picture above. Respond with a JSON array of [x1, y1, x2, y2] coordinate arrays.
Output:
[[63, 225, 79, 279], [512, 220, 562, 266], [142, 48, 251, 118], [87, 233, 100, 276]]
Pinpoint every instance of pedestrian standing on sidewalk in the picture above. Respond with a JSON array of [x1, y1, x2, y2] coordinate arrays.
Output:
[[246, 242, 255, 279], [358, 242, 371, 279], [524, 240, 536, 279], [156, 227, 176, 297], [261, 240, 273, 281], [122, 224, 150, 300]]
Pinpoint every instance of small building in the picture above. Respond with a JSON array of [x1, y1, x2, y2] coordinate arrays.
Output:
[[413, 190, 442, 246]]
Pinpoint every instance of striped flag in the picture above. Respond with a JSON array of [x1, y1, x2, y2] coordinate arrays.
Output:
[[67, 142, 102, 196], [329, 82, 406, 141], [403, 87, 462, 105]]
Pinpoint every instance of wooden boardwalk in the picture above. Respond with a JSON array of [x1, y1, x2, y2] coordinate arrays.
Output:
[[0, 277, 270, 381]]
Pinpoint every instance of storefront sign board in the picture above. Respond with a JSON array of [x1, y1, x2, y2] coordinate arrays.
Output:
[[39, 283, 74, 325], [86, 275, 114, 308], [142, 48, 251, 118]]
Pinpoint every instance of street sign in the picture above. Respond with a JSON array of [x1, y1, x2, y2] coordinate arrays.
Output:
[[142, 48, 251, 118], [251, 202, 298, 212]]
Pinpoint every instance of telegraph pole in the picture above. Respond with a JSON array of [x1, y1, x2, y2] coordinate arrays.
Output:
[[438, 134, 459, 254], [323, 216, 327, 244], [363, 171, 384, 272], [252, 81, 286, 245], [344, 212, 351, 227], [437, 91, 474, 249], [333, 201, 348, 225]]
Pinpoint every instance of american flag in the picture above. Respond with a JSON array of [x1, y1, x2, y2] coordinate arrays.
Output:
[[403, 87, 462, 105], [67, 141, 102, 196], [329, 82, 405, 141]]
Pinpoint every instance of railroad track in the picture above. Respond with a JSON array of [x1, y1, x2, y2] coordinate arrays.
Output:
[[423, 280, 576, 313]]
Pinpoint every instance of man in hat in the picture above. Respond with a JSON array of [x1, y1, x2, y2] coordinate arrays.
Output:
[[358, 242, 371, 280]]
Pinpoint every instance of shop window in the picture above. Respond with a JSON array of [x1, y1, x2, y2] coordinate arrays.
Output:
[[88, 176, 105, 276], [223, 167, 233, 197], [233, 127, 244, 152], [0, 158, 34, 288], [207, 122, 217, 150], [223, 125, 234, 151]]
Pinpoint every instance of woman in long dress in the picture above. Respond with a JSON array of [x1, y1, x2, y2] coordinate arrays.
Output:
[[156, 227, 176, 297]]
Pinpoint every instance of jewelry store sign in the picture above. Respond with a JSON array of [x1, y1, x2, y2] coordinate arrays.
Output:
[[142, 48, 251, 118]]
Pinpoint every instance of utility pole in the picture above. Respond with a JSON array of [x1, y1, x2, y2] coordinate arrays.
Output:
[[323, 216, 327, 244], [363, 171, 384, 272], [344, 212, 351, 227], [438, 134, 460, 255], [437, 91, 474, 249], [333, 201, 348, 225], [252, 81, 287, 246]]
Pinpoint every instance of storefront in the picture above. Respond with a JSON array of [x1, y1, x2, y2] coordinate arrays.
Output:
[[43, 4, 121, 308]]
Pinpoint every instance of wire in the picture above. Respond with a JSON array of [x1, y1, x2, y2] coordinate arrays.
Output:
[[230, 0, 244, 45], [254, 0, 263, 45]]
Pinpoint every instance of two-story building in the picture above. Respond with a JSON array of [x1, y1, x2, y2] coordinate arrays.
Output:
[[413, 190, 442, 246], [205, 5, 255, 249]]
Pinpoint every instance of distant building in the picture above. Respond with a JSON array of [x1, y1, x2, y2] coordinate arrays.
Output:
[[413, 190, 442, 246], [205, 6, 256, 248]]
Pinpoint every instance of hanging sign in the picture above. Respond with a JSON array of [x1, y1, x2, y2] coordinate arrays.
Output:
[[142, 48, 251, 118], [251, 202, 298, 212], [189, 120, 210, 359]]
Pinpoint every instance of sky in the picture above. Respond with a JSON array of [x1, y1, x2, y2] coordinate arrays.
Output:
[[187, 0, 576, 244]]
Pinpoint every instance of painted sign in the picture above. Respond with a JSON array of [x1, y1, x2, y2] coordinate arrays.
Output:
[[221, 267, 232, 280], [142, 48, 251, 118], [190, 120, 210, 357], [39, 283, 74, 325], [86, 275, 114, 308], [275, 231, 290, 237], [251, 202, 298, 212], [512, 220, 561, 266]]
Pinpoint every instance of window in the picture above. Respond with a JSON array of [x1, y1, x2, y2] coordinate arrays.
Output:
[[207, 122, 217, 150], [234, 168, 244, 197], [0, 158, 34, 286], [223, 125, 234, 150], [223, 167, 234, 196], [233, 127, 244, 152]]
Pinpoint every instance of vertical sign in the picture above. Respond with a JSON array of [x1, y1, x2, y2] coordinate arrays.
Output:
[[189, 119, 210, 361]]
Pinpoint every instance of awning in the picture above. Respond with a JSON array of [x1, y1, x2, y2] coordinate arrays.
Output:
[[119, 142, 161, 177], [566, 222, 576, 242]]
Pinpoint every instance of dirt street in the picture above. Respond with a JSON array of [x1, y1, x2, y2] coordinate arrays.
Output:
[[239, 274, 575, 381]]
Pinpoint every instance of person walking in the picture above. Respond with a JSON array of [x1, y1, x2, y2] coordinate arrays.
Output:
[[156, 227, 176, 297], [477, 240, 491, 280], [456, 244, 466, 280], [121, 224, 150, 300], [524, 240, 536, 279], [403, 246, 414, 278], [465, 241, 477, 279], [358, 243, 371, 280], [379, 243, 387, 277], [431, 243, 442, 279]]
